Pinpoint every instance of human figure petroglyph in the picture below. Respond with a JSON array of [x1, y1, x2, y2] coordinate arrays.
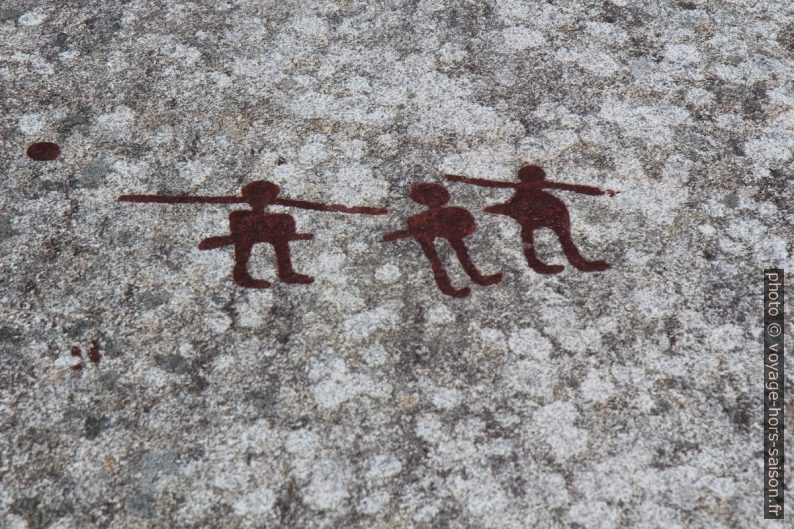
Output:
[[119, 180, 387, 288], [446, 165, 617, 275], [383, 183, 502, 298]]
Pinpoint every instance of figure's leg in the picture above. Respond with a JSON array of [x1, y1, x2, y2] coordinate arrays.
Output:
[[449, 239, 502, 286], [418, 240, 470, 298], [553, 227, 609, 272], [521, 227, 564, 274], [273, 240, 314, 284], [233, 242, 271, 288]]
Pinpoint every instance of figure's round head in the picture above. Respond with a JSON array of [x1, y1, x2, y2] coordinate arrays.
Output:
[[242, 180, 280, 209], [410, 183, 450, 207], [517, 164, 546, 182]]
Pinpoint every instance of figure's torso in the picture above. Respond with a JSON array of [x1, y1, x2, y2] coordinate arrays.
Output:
[[407, 207, 476, 240], [229, 211, 297, 242], [486, 189, 568, 225]]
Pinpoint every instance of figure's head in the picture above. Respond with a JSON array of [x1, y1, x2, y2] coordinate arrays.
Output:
[[410, 183, 450, 208], [242, 180, 280, 209], [517, 165, 546, 183]]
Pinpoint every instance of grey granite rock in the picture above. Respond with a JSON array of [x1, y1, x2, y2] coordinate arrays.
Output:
[[1, 1, 792, 528]]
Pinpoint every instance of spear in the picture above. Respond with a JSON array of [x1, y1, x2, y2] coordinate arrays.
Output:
[[118, 193, 388, 215]]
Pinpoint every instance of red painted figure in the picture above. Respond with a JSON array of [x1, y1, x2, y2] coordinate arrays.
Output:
[[198, 181, 315, 288], [446, 165, 617, 275], [384, 183, 502, 298], [119, 180, 387, 288]]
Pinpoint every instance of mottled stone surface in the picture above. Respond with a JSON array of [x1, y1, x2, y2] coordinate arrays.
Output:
[[1, 1, 792, 528]]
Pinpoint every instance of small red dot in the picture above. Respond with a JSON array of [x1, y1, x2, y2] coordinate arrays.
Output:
[[27, 142, 61, 161], [88, 342, 101, 364]]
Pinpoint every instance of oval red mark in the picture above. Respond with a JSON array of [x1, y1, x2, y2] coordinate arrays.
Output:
[[27, 142, 61, 161]]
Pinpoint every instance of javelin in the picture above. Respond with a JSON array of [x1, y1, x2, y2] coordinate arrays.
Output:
[[118, 194, 388, 215]]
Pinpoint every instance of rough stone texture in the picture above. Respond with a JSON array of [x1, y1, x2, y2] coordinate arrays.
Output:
[[1, 1, 792, 528]]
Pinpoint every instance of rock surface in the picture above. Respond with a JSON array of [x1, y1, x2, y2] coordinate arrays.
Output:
[[1, 1, 792, 527]]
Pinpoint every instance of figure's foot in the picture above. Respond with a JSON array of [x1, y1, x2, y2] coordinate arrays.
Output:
[[473, 272, 503, 286], [280, 273, 314, 284], [439, 285, 471, 298], [523, 243, 564, 275], [234, 268, 272, 288], [573, 260, 609, 272], [235, 278, 272, 289], [528, 262, 564, 275]]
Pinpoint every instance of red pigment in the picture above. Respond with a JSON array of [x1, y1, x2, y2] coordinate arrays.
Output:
[[446, 165, 615, 275], [27, 142, 61, 161], [119, 180, 387, 288], [384, 183, 502, 298], [88, 341, 101, 364]]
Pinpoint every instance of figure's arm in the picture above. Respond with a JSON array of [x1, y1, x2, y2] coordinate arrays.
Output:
[[444, 175, 517, 189], [544, 182, 612, 196], [119, 194, 242, 204], [383, 229, 412, 241], [198, 235, 234, 250], [276, 198, 387, 215]]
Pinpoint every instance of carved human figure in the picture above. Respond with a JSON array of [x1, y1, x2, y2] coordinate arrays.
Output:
[[198, 181, 315, 288], [446, 165, 616, 274], [383, 183, 502, 297], [119, 180, 387, 288]]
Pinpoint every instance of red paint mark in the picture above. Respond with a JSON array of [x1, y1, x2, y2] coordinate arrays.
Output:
[[69, 342, 101, 370], [119, 180, 387, 288], [88, 341, 101, 364], [446, 165, 615, 274], [27, 142, 61, 161], [70, 346, 84, 371], [384, 183, 502, 297], [119, 195, 241, 204]]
